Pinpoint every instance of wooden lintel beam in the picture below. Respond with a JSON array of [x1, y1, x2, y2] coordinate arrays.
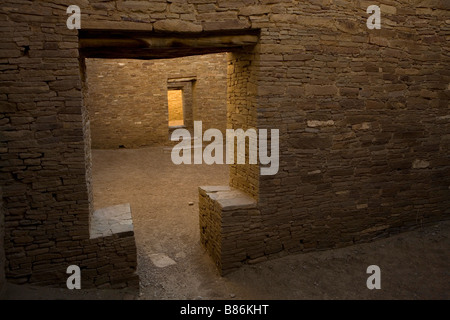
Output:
[[79, 30, 259, 59], [79, 33, 258, 50], [168, 77, 197, 83]]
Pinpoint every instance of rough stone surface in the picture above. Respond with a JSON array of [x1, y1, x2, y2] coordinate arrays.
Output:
[[199, 186, 259, 274], [149, 254, 177, 269], [85, 53, 228, 149], [81, 232, 138, 289], [0, 0, 448, 286], [90, 204, 134, 239], [0, 188, 5, 296]]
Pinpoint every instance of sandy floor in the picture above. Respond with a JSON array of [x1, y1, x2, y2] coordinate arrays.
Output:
[[3, 147, 449, 300]]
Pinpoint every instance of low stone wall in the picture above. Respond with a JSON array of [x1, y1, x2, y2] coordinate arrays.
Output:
[[85, 204, 138, 289], [82, 234, 138, 289], [9, 204, 139, 289], [199, 186, 260, 274]]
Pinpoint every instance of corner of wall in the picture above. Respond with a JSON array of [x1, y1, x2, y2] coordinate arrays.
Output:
[[0, 187, 6, 298]]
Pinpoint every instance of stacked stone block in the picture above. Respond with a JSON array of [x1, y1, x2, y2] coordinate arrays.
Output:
[[199, 186, 260, 274], [0, 188, 5, 295], [0, 0, 138, 288]]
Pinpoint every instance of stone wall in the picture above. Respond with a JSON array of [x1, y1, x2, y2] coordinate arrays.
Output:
[[168, 89, 183, 125], [201, 0, 449, 272], [86, 204, 138, 289], [0, 188, 5, 295], [0, 0, 448, 286], [199, 186, 260, 274], [85, 53, 227, 149], [0, 0, 137, 288], [228, 49, 260, 198], [254, 0, 450, 257], [1, 0, 92, 286]]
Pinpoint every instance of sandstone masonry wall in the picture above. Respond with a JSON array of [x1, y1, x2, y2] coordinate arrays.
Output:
[[0, 0, 448, 285], [82, 233, 138, 289], [199, 186, 260, 273], [0, 0, 137, 288], [227, 49, 260, 198], [254, 0, 450, 258], [85, 53, 227, 149]]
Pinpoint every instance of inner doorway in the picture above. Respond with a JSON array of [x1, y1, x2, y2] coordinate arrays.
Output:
[[168, 89, 184, 128]]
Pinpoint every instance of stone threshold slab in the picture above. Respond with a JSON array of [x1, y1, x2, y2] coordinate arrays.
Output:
[[199, 186, 257, 211], [90, 203, 134, 239]]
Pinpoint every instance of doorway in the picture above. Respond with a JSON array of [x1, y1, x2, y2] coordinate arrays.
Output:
[[168, 89, 184, 128], [78, 29, 259, 294]]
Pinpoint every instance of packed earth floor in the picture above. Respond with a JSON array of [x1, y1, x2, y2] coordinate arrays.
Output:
[[2, 147, 449, 300]]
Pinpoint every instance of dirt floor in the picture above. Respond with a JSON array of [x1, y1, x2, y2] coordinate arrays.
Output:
[[2, 147, 449, 300]]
